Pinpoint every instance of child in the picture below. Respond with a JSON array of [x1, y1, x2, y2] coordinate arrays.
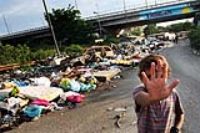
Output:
[[133, 54, 184, 133]]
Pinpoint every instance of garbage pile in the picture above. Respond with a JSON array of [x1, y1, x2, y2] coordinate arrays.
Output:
[[0, 36, 172, 129]]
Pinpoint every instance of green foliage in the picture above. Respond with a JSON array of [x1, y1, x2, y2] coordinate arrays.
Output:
[[0, 44, 56, 65], [0, 44, 31, 65], [144, 24, 159, 36], [157, 26, 167, 32], [166, 22, 195, 32], [64, 44, 84, 57], [31, 49, 55, 61], [194, 12, 200, 26], [46, 5, 94, 45], [104, 35, 120, 44], [131, 27, 142, 36], [188, 26, 200, 50]]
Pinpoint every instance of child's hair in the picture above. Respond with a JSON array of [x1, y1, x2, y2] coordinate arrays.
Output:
[[138, 54, 170, 80]]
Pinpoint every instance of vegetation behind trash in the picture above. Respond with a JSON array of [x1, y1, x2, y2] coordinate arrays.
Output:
[[0, 44, 86, 65], [64, 44, 84, 57], [131, 27, 142, 36], [166, 22, 195, 33], [144, 22, 194, 36], [188, 26, 200, 51], [0, 44, 55, 65], [0, 44, 32, 65]]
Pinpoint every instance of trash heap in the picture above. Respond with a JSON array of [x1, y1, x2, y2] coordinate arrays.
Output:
[[0, 39, 167, 128]]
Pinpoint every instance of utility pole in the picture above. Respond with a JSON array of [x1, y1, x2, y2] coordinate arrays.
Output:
[[123, 0, 126, 13], [42, 0, 61, 56], [74, 0, 78, 10], [145, 0, 148, 8], [2, 15, 10, 34], [94, 3, 102, 37], [94, 11, 102, 37]]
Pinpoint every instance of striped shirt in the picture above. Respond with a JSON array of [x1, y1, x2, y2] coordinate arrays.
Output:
[[133, 86, 184, 133]]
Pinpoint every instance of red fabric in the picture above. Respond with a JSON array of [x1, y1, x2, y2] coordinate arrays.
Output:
[[32, 99, 50, 107], [67, 95, 84, 103]]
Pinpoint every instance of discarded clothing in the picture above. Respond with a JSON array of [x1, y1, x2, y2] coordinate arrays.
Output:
[[12, 80, 29, 87], [80, 83, 91, 92], [69, 79, 81, 92], [67, 95, 84, 103], [23, 105, 43, 118], [30, 77, 51, 87], [60, 91, 85, 101], [59, 78, 71, 91], [31, 99, 50, 107], [9, 86, 20, 97]]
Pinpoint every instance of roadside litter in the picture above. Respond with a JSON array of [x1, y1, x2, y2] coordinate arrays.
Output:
[[0, 36, 171, 129]]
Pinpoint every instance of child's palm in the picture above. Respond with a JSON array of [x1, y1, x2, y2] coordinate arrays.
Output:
[[142, 62, 179, 101]]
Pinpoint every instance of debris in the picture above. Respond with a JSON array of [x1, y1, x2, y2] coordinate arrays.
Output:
[[114, 112, 126, 128], [106, 107, 114, 111], [131, 121, 137, 126], [114, 107, 127, 112], [112, 85, 117, 88], [0, 35, 171, 129]]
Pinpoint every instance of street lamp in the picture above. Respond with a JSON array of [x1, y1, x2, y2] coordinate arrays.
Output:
[[2, 15, 11, 34], [145, 0, 148, 8], [42, 0, 61, 56], [123, 0, 126, 13], [74, 0, 78, 10], [93, 11, 102, 37]]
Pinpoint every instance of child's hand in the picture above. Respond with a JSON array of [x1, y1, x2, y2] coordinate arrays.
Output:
[[141, 61, 180, 102]]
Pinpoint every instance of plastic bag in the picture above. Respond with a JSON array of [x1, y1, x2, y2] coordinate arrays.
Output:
[[69, 79, 81, 92]]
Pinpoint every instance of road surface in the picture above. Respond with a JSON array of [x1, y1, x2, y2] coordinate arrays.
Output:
[[6, 39, 200, 133]]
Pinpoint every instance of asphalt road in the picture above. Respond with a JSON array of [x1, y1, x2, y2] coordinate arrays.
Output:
[[6, 39, 200, 133]]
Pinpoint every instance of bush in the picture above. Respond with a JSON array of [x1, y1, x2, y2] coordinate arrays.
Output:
[[188, 26, 200, 50], [0, 44, 32, 65], [131, 27, 142, 36], [144, 24, 159, 36], [104, 35, 120, 44], [64, 44, 84, 57], [31, 49, 55, 61], [167, 22, 195, 32], [0, 44, 56, 65]]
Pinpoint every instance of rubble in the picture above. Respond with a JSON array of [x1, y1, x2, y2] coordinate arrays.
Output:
[[0, 36, 173, 130]]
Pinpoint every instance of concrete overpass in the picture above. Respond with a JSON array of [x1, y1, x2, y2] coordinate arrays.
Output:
[[87, 0, 200, 30], [0, 26, 50, 45], [0, 0, 200, 44]]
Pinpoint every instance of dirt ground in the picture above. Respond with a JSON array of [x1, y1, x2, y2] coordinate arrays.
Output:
[[5, 39, 200, 133]]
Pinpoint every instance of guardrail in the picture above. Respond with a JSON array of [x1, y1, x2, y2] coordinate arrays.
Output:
[[85, 0, 193, 20], [0, 0, 196, 39], [0, 26, 49, 39]]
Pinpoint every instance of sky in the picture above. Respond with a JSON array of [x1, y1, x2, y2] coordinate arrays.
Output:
[[0, 0, 189, 36]]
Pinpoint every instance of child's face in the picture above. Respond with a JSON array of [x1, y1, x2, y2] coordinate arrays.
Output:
[[142, 59, 168, 83]]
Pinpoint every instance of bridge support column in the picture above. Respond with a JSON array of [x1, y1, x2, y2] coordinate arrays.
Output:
[[106, 27, 132, 37]]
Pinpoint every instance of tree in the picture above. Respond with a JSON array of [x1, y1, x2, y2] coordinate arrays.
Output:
[[189, 26, 200, 50], [46, 5, 94, 45], [194, 12, 200, 26], [166, 22, 194, 32], [143, 24, 159, 36], [157, 26, 167, 32], [131, 27, 142, 36]]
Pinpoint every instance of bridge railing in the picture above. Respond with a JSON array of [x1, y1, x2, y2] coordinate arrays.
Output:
[[0, 26, 49, 39], [85, 0, 193, 21]]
